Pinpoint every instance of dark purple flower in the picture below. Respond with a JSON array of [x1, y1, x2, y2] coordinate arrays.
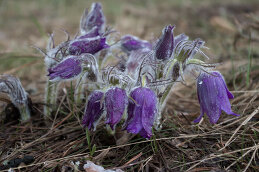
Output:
[[121, 35, 152, 52], [82, 91, 104, 130], [154, 25, 175, 60], [79, 26, 100, 39], [80, 2, 106, 34], [48, 56, 82, 81], [125, 87, 157, 139], [68, 36, 109, 55], [194, 71, 239, 124], [105, 87, 128, 130]]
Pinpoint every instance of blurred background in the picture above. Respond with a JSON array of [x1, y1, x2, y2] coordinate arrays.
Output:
[[0, 0, 258, 97]]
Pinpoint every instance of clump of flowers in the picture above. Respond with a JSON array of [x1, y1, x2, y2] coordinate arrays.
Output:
[[35, 2, 239, 138]]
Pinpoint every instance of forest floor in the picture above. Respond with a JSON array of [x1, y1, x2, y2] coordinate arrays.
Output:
[[0, 0, 259, 171]]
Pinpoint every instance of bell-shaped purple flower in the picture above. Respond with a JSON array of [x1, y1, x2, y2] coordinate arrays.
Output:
[[194, 71, 239, 124], [48, 56, 82, 82], [154, 25, 175, 60], [80, 2, 106, 34], [121, 35, 152, 52], [125, 87, 157, 139], [68, 36, 109, 55], [105, 87, 128, 130], [82, 91, 104, 130]]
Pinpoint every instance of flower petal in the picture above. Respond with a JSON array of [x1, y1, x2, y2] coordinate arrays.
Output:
[[125, 87, 157, 138], [105, 87, 127, 130], [69, 37, 109, 55], [121, 35, 152, 52], [82, 91, 104, 130]]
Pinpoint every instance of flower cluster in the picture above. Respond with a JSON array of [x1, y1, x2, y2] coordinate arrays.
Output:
[[39, 2, 239, 138]]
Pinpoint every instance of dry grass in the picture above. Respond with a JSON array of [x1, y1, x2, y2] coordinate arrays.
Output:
[[0, 0, 259, 171]]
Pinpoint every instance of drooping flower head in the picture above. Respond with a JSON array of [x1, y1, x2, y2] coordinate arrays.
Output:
[[121, 35, 152, 52], [82, 90, 104, 130], [0, 74, 28, 107], [0, 74, 31, 121], [80, 2, 106, 35], [48, 56, 82, 82], [68, 36, 109, 56], [154, 25, 175, 60], [125, 87, 157, 139], [47, 54, 99, 82], [194, 71, 239, 124], [105, 87, 128, 130]]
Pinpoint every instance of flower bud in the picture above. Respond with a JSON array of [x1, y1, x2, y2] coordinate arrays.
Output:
[[80, 2, 106, 34], [48, 56, 82, 82], [154, 25, 175, 60]]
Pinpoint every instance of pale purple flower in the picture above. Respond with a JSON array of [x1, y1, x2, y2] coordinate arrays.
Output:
[[121, 35, 152, 52], [79, 26, 100, 39], [125, 87, 157, 139], [154, 25, 175, 60], [82, 91, 104, 130], [174, 33, 189, 47], [126, 48, 151, 75], [80, 2, 106, 34], [48, 56, 82, 81], [105, 87, 128, 130], [68, 36, 109, 55], [194, 71, 239, 124]]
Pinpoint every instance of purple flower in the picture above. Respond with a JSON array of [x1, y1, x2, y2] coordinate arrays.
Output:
[[154, 25, 175, 60], [48, 56, 82, 81], [80, 2, 106, 34], [68, 36, 109, 55], [125, 87, 157, 139], [194, 71, 239, 124], [82, 91, 104, 130], [121, 35, 152, 52], [105, 87, 128, 130]]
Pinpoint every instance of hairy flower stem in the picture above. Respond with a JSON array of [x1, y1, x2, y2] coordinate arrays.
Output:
[[18, 103, 31, 122], [161, 64, 185, 111], [74, 74, 85, 105], [154, 63, 186, 129], [44, 80, 58, 119]]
